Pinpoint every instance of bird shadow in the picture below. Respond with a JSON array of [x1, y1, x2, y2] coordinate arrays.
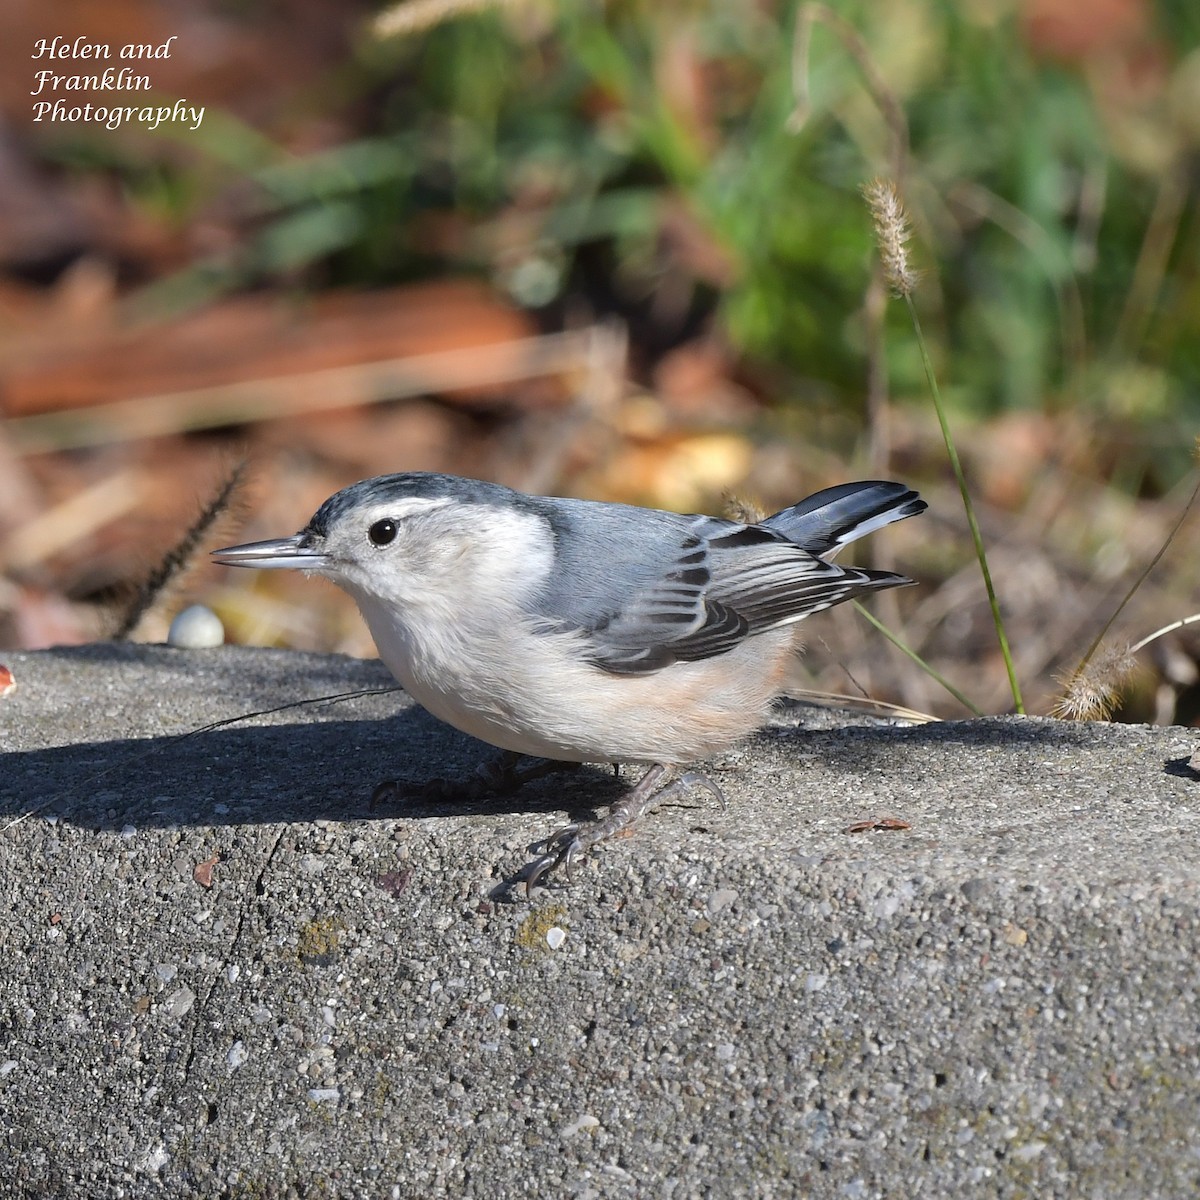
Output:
[[6, 692, 1120, 839], [3, 705, 627, 834]]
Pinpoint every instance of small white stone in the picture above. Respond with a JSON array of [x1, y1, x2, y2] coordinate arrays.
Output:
[[308, 1088, 339, 1104], [545, 926, 567, 951], [164, 985, 196, 1018], [139, 1143, 170, 1173], [1012, 1140, 1047, 1162], [561, 1114, 600, 1138], [168, 605, 225, 649], [227, 1041, 249, 1069]]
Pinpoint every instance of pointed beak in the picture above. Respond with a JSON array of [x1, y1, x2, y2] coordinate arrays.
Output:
[[211, 533, 328, 570]]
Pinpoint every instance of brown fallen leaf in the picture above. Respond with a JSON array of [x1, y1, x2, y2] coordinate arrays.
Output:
[[193, 850, 220, 888], [845, 816, 912, 834]]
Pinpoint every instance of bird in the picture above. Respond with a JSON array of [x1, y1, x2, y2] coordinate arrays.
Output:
[[212, 472, 926, 886]]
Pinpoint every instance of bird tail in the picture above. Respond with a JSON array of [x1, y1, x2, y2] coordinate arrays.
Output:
[[762, 481, 926, 558]]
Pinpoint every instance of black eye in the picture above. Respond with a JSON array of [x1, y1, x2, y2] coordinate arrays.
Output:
[[368, 519, 397, 547]]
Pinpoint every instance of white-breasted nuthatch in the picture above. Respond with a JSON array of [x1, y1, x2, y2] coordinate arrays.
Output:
[[213, 473, 926, 886]]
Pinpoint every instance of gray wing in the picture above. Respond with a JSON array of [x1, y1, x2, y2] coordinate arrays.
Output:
[[532, 502, 912, 676]]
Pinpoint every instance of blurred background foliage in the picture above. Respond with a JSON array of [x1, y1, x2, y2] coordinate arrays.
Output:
[[32, 0, 1200, 445], [1, 0, 1198, 720]]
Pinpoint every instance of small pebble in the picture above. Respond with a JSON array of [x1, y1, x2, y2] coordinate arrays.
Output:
[[168, 605, 225, 649], [308, 1088, 339, 1104], [164, 986, 196, 1018], [545, 927, 566, 950], [561, 1114, 600, 1138]]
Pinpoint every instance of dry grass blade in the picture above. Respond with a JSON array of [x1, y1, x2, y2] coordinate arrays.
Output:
[[372, 0, 520, 39], [783, 688, 936, 725], [1, 468, 147, 572], [1053, 463, 1200, 717]]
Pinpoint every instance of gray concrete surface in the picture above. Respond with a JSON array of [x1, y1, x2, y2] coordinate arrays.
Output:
[[2, 642, 1200, 1199]]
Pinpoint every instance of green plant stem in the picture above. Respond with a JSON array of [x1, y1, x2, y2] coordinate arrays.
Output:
[[852, 602, 983, 717], [904, 294, 1025, 713]]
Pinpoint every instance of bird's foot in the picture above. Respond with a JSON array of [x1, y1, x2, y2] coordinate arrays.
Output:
[[525, 764, 724, 891], [372, 752, 580, 808]]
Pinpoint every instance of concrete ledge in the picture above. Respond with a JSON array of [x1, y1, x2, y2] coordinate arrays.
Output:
[[3, 643, 1200, 1198]]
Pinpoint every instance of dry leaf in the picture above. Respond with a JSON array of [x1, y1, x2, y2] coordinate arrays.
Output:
[[193, 850, 220, 888], [845, 816, 912, 834]]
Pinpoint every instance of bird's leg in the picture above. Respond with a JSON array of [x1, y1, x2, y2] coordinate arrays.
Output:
[[525, 764, 725, 890], [479, 753, 582, 795], [372, 752, 580, 807]]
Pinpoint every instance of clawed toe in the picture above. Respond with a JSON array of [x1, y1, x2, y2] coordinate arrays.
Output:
[[677, 770, 726, 810], [525, 825, 583, 892], [521, 763, 728, 892]]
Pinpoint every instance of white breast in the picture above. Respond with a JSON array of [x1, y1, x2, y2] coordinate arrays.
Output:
[[359, 593, 792, 765], [346, 503, 792, 765]]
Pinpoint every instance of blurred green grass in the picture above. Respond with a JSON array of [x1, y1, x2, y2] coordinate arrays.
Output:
[[39, 0, 1200, 486]]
